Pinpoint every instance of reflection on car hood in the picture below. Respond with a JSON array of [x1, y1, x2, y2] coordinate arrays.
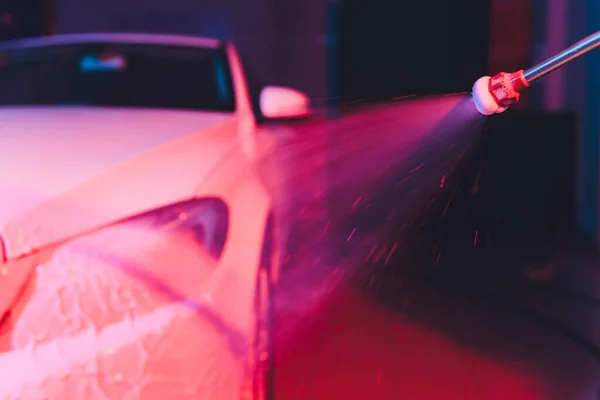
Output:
[[0, 107, 238, 258]]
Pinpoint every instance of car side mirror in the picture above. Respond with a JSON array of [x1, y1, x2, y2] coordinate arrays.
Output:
[[259, 86, 311, 120]]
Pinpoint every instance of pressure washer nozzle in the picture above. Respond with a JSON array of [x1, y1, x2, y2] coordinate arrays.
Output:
[[472, 70, 530, 115]]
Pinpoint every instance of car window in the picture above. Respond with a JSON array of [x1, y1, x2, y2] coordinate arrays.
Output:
[[0, 42, 236, 112]]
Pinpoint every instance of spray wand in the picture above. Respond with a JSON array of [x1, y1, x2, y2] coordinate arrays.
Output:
[[472, 30, 600, 115]]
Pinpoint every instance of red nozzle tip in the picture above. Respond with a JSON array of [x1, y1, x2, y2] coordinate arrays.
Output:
[[488, 70, 529, 108]]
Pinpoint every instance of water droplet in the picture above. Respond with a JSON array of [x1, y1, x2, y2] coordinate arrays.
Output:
[[102, 347, 116, 356]]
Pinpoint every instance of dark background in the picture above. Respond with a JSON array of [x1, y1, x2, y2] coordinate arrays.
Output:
[[339, 0, 490, 100]]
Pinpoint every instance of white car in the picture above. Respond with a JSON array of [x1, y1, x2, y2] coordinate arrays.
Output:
[[0, 33, 311, 400]]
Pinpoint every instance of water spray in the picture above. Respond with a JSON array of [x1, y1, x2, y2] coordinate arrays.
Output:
[[472, 30, 600, 115]]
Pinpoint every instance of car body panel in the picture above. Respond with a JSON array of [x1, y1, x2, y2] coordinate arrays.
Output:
[[0, 131, 271, 399], [0, 33, 279, 400], [0, 107, 233, 248], [0, 109, 241, 258]]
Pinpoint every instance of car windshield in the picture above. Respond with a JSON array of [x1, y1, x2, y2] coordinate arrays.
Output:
[[0, 42, 236, 112]]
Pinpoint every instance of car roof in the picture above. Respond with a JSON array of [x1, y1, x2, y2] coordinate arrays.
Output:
[[0, 32, 224, 51]]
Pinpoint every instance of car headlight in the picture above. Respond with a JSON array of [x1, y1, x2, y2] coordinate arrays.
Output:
[[120, 197, 229, 259]]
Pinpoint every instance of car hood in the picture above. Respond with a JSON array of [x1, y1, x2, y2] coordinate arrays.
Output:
[[0, 107, 240, 259]]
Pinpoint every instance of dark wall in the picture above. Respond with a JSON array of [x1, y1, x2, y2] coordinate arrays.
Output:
[[0, 0, 45, 40], [479, 112, 578, 258], [338, 0, 490, 101]]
